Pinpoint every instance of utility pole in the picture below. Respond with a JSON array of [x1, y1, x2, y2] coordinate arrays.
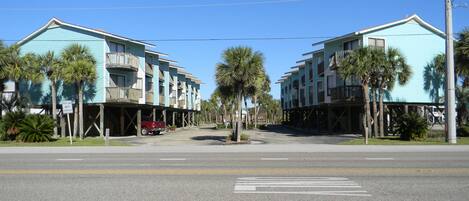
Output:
[[445, 0, 457, 144]]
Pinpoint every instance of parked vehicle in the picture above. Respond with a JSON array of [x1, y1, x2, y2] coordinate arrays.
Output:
[[141, 121, 166, 135]]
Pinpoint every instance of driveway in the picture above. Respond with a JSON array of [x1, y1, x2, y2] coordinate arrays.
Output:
[[116, 125, 359, 146]]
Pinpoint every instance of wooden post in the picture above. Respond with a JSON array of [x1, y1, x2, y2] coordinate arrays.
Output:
[[404, 105, 409, 113], [172, 111, 176, 126], [137, 109, 142, 137], [120, 107, 125, 136], [327, 106, 333, 133], [163, 109, 167, 124], [60, 113, 66, 138], [152, 107, 156, 121], [182, 112, 185, 128], [99, 104, 104, 138], [347, 106, 352, 133]]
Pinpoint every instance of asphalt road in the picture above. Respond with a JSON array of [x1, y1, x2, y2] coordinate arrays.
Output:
[[1, 150, 469, 201]]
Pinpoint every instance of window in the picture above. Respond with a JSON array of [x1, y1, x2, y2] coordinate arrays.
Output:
[[368, 38, 385, 49], [343, 39, 359, 50], [317, 81, 323, 92], [109, 42, 125, 53], [109, 74, 126, 87], [146, 81, 153, 92]]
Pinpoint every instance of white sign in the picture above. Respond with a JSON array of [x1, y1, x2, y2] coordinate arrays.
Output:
[[62, 101, 73, 114]]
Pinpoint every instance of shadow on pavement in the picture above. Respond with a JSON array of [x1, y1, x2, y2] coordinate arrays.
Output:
[[191, 135, 226, 142]]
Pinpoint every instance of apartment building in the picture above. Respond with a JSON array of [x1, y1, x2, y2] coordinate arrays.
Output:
[[277, 14, 446, 133], [16, 18, 202, 136]]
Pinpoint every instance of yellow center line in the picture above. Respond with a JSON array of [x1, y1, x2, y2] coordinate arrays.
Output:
[[0, 168, 468, 175]]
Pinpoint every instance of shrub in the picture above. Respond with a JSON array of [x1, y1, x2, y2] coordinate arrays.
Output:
[[2, 111, 26, 141], [18, 114, 54, 143], [458, 125, 469, 137], [396, 112, 429, 141], [258, 124, 268, 130], [226, 133, 250, 142]]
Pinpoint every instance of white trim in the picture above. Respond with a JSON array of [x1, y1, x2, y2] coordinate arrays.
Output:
[[102, 39, 107, 102], [312, 14, 446, 46], [17, 18, 155, 47], [145, 49, 168, 57], [159, 58, 177, 64]]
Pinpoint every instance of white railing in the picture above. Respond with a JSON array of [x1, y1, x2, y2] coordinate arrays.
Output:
[[106, 52, 139, 71]]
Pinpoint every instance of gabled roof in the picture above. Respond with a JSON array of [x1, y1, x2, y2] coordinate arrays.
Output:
[[312, 14, 445, 46], [18, 18, 155, 47]]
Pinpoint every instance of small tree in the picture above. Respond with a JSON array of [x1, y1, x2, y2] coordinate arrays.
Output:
[[215, 46, 264, 142], [61, 44, 96, 140]]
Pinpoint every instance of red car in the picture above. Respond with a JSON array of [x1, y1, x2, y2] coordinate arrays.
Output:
[[141, 121, 166, 135]]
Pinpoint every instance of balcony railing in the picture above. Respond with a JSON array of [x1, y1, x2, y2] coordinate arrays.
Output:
[[330, 85, 363, 102], [329, 50, 353, 70], [178, 100, 186, 107], [106, 87, 141, 103], [317, 61, 324, 75], [159, 95, 165, 106], [106, 52, 139, 71], [145, 63, 153, 77], [318, 91, 325, 103], [146, 91, 153, 104]]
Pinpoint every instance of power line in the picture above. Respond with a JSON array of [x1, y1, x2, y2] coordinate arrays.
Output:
[[0, 0, 303, 11], [1, 33, 443, 43]]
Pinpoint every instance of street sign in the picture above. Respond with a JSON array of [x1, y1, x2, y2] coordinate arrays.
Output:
[[62, 101, 73, 144], [62, 101, 73, 114]]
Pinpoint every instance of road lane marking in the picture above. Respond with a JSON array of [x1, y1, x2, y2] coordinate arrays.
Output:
[[234, 177, 370, 197], [159, 158, 186, 161], [260, 158, 288, 161], [55, 159, 83, 161], [365, 158, 394, 160]]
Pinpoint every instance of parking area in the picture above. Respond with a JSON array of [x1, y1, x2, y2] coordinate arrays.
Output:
[[115, 125, 359, 146]]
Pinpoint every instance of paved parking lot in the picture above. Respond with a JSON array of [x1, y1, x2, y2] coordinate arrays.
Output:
[[116, 125, 359, 146]]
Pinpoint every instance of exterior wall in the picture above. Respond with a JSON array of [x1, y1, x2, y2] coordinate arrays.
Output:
[[169, 67, 178, 108], [187, 80, 193, 110], [298, 66, 306, 107], [312, 51, 324, 106], [145, 53, 160, 105], [19, 25, 105, 105], [363, 19, 445, 103], [177, 73, 186, 109], [160, 61, 170, 107]]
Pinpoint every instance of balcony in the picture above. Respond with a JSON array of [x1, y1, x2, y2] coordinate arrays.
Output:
[[178, 100, 186, 107], [293, 80, 299, 89], [146, 91, 153, 104], [317, 61, 324, 76], [159, 95, 165, 106], [159, 70, 165, 81], [329, 50, 353, 70], [106, 87, 141, 103], [318, 91, 325, 103], [145, 63, 153, 77], [170, 97, 177, 107], [106, 52, 139, 71], [330, 85, 363, 102]]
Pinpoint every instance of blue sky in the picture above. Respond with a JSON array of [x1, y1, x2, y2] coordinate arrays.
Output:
[[1, 0, 468, 100]]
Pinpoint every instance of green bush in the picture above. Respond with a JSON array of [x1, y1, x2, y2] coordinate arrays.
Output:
[[396, 112, 429, 141], [216, 123, 232, 129], [2, 111, 26, 141], [226, 133, 250, 142], [458, 125, 469, 137], [18, 114, 54, 143]]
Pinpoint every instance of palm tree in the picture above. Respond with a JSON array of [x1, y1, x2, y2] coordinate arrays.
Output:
[[61, 44, 96, 140], [215, 46, 264, 142], [38, 51, 62, 137], [337, 47, 384, 144], [378, 48, 412, 137], [455, 28, 469, 87], [251, 73, 270, 128], [1, 45, 41, 98]]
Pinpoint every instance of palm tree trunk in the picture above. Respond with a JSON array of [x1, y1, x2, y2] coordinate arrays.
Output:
[[254, 95, 258, 129], [236, 90, 243, 142], [244, 97, 249, 129], [78, 82, 84, 140], [379, 88, 385, 137], [73, 104, 78, 138], [223, 104, 227, 129], [51, 81, 58, 138], [371, 89, 378, 138], [363, 83, 371, 144]]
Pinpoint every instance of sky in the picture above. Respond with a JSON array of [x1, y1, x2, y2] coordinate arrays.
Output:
[[1, 0, 468, 100]]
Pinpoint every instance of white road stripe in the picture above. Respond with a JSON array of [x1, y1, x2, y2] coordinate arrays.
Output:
[[365, 158, 394, 160], [260, 158, 289, 161], [234, 190, 372, 197], [234, 177, 370, 197], [159, 158, 186, 161], [56, 159, 83, 161]]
